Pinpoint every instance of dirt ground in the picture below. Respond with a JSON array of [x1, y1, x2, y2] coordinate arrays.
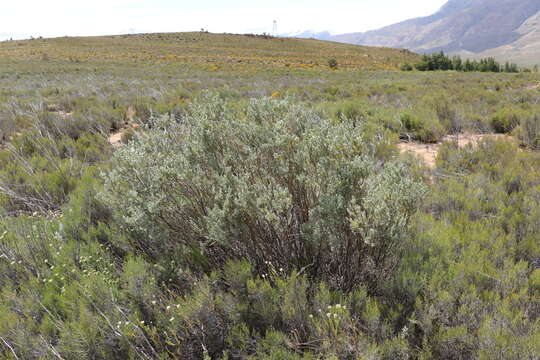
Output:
[[398, 133, 514, 168]]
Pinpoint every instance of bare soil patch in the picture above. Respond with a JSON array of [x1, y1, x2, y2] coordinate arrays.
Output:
[[108, 130, 124, 147], [398, 133, 514, 168]]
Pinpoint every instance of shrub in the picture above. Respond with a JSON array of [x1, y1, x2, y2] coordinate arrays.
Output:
[[399, 112, 445, 143], [491, 107, 522, 133], [401, 113, 422, 133], [433, 97, 461, 134], [0, 127, 108, 215], [328, 58, 338, 70], [401, 63, 413, 71], [102, 94, 426, 291], [417, 118, 446, 143], [518, 114, 540, 149], [334, 101, 371, 125]]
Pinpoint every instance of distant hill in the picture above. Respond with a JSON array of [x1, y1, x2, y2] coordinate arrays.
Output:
[[0, 32, 419, 71], [280, 31, 333, 41], [331, 0, 540, 66]]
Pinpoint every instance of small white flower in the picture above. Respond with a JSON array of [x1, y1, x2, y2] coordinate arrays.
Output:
[[151, 300, 156, 305], [166, 305, 171, 310], [169, 317, 175, 322], [326, 313, 331, 318], [402, 326, 408, 333]]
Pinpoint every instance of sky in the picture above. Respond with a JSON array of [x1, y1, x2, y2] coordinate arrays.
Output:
[[0, 0, 448, 40]]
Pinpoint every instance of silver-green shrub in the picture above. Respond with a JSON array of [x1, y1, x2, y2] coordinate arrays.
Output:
[[102, 94, 426, 290]]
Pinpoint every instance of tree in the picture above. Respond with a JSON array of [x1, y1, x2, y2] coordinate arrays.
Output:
[[452, 56, 463, 71]]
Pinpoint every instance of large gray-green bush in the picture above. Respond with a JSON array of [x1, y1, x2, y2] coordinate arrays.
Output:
[[102, 95, 425, 290]]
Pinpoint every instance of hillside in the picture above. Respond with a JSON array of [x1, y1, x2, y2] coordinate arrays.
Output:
[[0, 32, 419, 70], [331, 0, 540, 65]]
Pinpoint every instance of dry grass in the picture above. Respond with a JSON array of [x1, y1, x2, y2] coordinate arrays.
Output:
[[0, 32, 419, 71]]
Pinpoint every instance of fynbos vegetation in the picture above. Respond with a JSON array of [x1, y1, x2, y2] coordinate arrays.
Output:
[[0, 32, 539, 359]]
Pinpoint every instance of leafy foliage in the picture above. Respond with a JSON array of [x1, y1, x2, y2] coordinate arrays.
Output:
[[102, 95, 426, 291], [415, 52, 520, 73]]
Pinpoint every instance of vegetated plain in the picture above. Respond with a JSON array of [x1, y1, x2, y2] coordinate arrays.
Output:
[[0, 32, 539, 359]]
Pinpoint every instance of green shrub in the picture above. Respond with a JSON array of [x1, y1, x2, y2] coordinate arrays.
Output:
[[0, 127, 108, 215], [433, 97, 461, 134], [334, 102, 367, 123], [518, 114, 540, 149], [491, 107, 522, 133], [102, 94, 426, 291], [400, 112, 445, 143], [401, 113, 422, 133], [401, 63, 414, 71], [417, 119, 446, 143], [328, 58, 338, 70]]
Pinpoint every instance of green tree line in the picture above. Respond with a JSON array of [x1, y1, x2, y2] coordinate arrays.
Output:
[[403, 51, 520, 73]]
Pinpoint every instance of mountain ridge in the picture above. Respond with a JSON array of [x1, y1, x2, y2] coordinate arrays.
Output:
[[329, 0, 540, 65]]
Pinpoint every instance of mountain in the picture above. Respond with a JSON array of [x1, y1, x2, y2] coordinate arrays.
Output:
[[331, 0, 540, 65], [280, 30, 333, 41]]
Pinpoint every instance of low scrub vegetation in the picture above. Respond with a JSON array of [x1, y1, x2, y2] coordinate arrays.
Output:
[[1, 95, 539, 359], [102, 96, 425, 291], [0, 34, 539, 359]]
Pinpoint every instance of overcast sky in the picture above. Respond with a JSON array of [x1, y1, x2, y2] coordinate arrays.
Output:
[[1, 0, 448, 40]]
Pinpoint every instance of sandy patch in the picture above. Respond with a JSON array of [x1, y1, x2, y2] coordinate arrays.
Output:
[[108, 130, 124, 147], [398, 133, 514, 168]]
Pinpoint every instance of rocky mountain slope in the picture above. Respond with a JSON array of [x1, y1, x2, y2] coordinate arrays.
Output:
[[331, 0, 540, 65]]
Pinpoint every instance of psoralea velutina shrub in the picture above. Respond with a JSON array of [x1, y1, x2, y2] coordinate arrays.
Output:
[[102, 94, 426, 291]]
